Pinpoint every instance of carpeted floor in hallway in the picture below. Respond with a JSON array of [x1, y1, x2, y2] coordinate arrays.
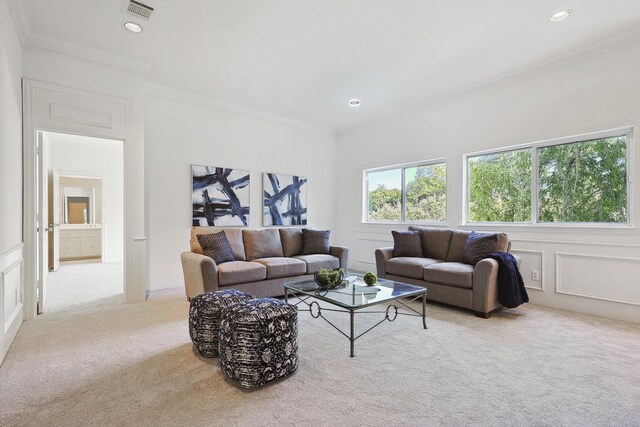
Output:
[[0, 262, 638, 426]]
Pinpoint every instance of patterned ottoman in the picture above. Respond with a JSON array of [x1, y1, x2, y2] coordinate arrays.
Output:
[[189, 289, 254, 357], [219, 298, 298, 388]]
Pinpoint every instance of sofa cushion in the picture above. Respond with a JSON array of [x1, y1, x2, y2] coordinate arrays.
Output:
[[386, 257, 442, 279], [253, 257, 307, 279], [191, 227, 246, 261], [197, 232, 235, 265], [392, 230, 422, 257], [279, 228, 305, 257], [302, 229, 330, 255], [217, 261, 267, 286], [446, 230, 471, 263], [293, 254, 339, 273], [463, 232, 498, 265], [243, 229, 284, 261], [423, 262, 474, 289], [409, 226, 453, 260]]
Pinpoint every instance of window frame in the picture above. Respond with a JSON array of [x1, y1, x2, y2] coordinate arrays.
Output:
[[363, 158, 447, 225], [463, 127, 633, 227]]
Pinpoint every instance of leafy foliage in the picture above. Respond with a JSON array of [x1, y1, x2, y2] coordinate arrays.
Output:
[[368, 185, 401, 221], [367, 164, 446, 222], [405, 164, 446, 222], [468, 149, 532, 222], [538, 137, 627, 223]]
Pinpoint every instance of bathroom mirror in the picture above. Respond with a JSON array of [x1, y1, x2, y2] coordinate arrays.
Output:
[[63, 186, 96, 224]]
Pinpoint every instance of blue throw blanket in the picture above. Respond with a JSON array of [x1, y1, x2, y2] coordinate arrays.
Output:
[[484, 252, 529, 309]]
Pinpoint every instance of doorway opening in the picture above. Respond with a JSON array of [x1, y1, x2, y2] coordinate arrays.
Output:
[[37, 131, 124, 313]]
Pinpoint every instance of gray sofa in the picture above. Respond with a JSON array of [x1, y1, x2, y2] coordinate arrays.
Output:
[[375, 227, 519, 318], [181, 227, 348, 300]]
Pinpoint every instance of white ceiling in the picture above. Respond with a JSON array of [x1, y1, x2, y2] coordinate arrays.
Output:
[[20, 0, 640, 131]]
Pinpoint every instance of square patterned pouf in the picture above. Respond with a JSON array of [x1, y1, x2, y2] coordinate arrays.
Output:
[[189, 289, 255, 357], [219, 298, 298, 388]]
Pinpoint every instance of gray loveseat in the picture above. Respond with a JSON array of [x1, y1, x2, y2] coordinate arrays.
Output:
[[181, 227, 348, 300], [375, 227, 519, 318]]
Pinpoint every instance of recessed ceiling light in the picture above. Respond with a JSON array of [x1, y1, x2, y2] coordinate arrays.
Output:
[[349, 99, 361, 107], [124, 21, 143, 33], [550, 9, 572, 22]]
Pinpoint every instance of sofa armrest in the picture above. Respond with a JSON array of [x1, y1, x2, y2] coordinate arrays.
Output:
[[181, 252, 219, 300], [375, 247, 394, 279], [330, 245, 349, 270], [472, 258, 500, 314]]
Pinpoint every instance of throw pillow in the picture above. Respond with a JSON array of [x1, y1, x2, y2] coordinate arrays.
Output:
[[197, 232, 235, 265], [463, 231, 498, 265], [302, 229, 330, 255], [392, 230, 422, 257]]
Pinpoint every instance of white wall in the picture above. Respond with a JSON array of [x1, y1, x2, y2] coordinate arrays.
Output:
[[0, 0, 25, 364], [144, 93, 337, 291], [335, 45, 640, 323], [45, 133, 124, 262]]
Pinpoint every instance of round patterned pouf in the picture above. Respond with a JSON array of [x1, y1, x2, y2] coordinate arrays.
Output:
[[188, 289, 254, 358], [219, 298, 298, 388]]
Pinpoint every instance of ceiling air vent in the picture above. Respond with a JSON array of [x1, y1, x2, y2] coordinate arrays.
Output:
[[127, 0, 154, 20]]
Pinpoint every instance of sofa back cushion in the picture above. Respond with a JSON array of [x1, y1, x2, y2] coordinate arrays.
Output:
[[279, 228, 305, 257], [446, 230, 471, 263], [408, 226, 452, 260], [191, 227, 246, 261], [243, 229, 284, 260]]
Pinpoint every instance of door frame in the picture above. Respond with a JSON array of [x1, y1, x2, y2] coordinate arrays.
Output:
[[23, 79, 147, 320]]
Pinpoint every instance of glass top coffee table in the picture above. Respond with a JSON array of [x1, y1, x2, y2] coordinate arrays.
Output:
[[284, 274, 427, 357]]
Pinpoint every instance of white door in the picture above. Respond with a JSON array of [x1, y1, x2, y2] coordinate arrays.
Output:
[[37, 133, 49, 313], [49, 170, 61, 272]]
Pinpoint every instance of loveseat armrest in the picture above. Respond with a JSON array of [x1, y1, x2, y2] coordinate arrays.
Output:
[[375, 247, 394, 279], [472, 258, 500, 316], [181, 252, 219, 300], [330, 245, 349, 270]]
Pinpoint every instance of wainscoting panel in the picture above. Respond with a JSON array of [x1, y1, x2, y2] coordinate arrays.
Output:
[[357, 238, 391, 265], [0, 244, 24, 365], [555, 252, 640, 305], [50, 103, 114, 129], [511, 249, 544, 291]]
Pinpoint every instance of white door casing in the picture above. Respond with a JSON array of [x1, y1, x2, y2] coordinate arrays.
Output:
[[23, 79, 147, 320], [36, 133, 48, 313], [50, 170, 60, 272]]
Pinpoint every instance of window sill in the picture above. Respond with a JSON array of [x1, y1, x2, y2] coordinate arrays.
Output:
[[459, 223, 638, 234], [362, 221, 448, 227]]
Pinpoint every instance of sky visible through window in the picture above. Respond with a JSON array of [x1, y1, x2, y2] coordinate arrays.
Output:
[[368, 168, 418, 190]]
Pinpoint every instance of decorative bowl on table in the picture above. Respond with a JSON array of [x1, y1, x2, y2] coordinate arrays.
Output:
[[313, 268, 344, 290]]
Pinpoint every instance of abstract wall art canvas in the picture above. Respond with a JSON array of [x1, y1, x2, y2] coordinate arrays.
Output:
[[192, 165, 250, 227], [263, 172, 307, 226]]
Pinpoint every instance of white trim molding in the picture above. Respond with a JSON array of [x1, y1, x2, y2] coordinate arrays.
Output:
[[511, 249, 544, 291], [555, 252, 640, 306], [144, 83, 335, 137], [0, 243, 24, 365]]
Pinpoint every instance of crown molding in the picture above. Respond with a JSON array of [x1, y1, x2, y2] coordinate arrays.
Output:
[[337, 27, 640, 135], [145, 83, 336, 137], [23, 33, 152, 76], [7, 0, 31, 44]]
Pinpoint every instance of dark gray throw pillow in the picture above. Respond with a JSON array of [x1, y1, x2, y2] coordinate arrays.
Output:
[[302, 229, 330, 254], [463, 231, 498, 265], [197, 232, 235, 265], [392, 230, 422, 257]]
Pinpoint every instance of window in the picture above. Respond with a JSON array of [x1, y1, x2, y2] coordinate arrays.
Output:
[[365, 161, 446, 223], [465, 129, 631, 225], [467, 149, 532, 223]]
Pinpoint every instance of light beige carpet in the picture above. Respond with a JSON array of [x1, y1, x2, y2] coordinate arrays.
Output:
[[1, 263, 639, 426]]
